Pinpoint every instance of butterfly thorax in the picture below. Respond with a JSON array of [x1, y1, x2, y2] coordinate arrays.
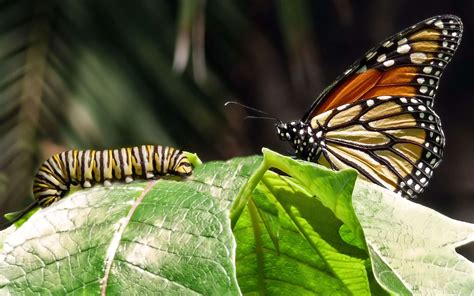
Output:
[[276, 121, 324, 161]]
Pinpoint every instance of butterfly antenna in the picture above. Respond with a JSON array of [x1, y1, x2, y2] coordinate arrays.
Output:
[[225, 101, 279, 121], [244, 115, 278, 122]]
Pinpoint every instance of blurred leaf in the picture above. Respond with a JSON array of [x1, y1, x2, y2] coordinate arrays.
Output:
[[0, 0, 63, 219], [173, 0, 207, 83], [276, 0, 323, 97]]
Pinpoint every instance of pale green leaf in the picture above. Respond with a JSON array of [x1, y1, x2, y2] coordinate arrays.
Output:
[[0, 156, 262, 295], [353, 180, 474, 295]]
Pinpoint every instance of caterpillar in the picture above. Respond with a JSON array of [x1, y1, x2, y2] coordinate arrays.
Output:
[[2, 145, 193, 228]]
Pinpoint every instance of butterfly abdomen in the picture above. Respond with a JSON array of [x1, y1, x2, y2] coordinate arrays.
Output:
[[33, 145, 193, 207]]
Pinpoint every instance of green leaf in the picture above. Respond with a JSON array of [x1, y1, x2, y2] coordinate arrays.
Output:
[[234, 149, 381, 295], [2, 150, 472, 295], [262, 149, 366, 251], [3, 206, 39, 228], [0, 156, 262, 294], [353, 180, 474, 295]]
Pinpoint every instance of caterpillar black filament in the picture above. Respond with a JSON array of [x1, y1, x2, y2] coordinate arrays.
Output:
[[2, 145, 193, 228]]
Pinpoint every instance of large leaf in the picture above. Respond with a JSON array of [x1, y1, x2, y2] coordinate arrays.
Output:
[[1, 150, 473, 295], [232, 149, 473, 295], [0, 156, 262, 294], [353, 180, 474, 295], [233, 149, 384, 295]]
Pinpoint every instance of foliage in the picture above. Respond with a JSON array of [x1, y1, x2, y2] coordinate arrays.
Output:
[[1, 150, 472, 295]]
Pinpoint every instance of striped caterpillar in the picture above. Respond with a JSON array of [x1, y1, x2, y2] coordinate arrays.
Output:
[[3, 145, 193, 227]]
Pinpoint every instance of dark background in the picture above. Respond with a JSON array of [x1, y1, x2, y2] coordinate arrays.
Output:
[[0, 0, 472, 256]]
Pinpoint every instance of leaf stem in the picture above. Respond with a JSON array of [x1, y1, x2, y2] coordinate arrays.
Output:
[[230, 159, 269, 228]]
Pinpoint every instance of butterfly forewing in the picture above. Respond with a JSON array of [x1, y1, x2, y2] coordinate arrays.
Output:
[[302, 15, 462, 121]]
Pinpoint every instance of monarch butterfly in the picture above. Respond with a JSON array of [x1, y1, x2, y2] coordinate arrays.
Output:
[[2, 145, 193, 228], [276, 15, 462, 198]]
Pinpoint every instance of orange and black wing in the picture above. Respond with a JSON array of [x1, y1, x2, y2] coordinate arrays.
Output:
[[302, 15, 462, 121]]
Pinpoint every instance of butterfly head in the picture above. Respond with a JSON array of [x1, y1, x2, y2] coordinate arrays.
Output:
[[276, 120, 322, 161], [276, 121, 299, 142]]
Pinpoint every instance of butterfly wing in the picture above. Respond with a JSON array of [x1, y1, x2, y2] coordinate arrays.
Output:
[[310, 96, 443, 197], [302, 15, 462, 122]]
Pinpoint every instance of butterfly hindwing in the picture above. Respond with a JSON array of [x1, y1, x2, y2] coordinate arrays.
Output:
[[310, 95, 444, 197], [302, 15, 462, 121]]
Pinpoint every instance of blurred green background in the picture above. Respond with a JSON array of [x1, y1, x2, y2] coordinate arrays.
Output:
[[0, 0, 472, 253]]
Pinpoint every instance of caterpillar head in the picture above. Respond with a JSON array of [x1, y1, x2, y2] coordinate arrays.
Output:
[[172, 155, 193, 176]]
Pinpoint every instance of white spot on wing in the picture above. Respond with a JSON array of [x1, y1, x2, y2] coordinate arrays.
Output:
[[397, 44, 411, 54], [337, 104, 349, 110], [383, 59, 395, 67], [423, 66, 433, 74], [410, 52, 427, 64], [383, 40, 394, 47], [376, 54, 387, 63], [397, 38, 408, 45], [366, 51, 376, 60], [434, 20, 444, 29]]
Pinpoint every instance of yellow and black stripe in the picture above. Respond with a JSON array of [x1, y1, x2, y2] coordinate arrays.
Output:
[[1, 145, 192, 229], [32, 145, 192, 207]]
